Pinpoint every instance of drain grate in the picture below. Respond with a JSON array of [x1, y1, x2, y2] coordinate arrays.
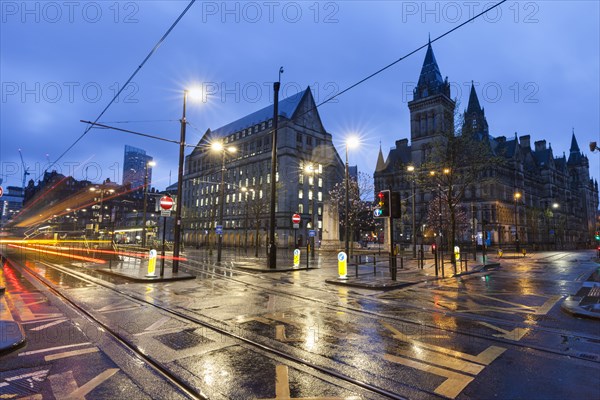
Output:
[[156, 329, 212, 350], [578, 353, 599, 361]]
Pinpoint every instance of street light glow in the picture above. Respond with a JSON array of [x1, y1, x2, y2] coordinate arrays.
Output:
[[514, 192, 522, 200], [346, 135, 360, 149], [211, 142, 224, 152], [407, 165, 415, 172]]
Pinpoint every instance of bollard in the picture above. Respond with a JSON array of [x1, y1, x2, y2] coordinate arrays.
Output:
[[373, 255, 377, 275], [400, 256, 404, 270], [145, 249, 158, 278], [338, 252, 347, 279]]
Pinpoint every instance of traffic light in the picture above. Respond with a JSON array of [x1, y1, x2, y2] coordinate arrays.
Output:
[[391, 191, 401, 219], [374, 190, 390, 218], [595, 231, 600, 241]]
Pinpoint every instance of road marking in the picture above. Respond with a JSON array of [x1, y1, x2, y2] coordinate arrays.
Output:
[[382, 321, 505, 399], [19, 342, 92, 357], [44, 347, 99, 361], [275, 365, 290, 398], [144, 316, 171, 332], [382, 321, 506, 365], [275, 325, 302, 343], [0, 296, 15, 321], [384, 353, 474, 399], [535, 295, 562, 315], [258, 365, 343, 400], [97, 305, 141, 314], [392, 346, 484, 375], [49, 368, 119, 399], [21, 317, 65, 325], [30, 318, 68, 331], [477, 322, 530, 341]]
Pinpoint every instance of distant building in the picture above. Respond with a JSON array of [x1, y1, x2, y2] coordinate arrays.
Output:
[[1, 186, 24, 225], [122, 145, 153, 195], [183, 87, 345, 248], [374, 41, 599, 248]]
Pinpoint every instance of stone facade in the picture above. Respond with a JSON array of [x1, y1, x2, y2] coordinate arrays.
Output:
[[182, 87, 345, 248], [374, 42, 599, 249]]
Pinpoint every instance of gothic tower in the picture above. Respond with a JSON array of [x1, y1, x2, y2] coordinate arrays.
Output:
[[408, 40, 455, 166], [462, 82, 489, 137]]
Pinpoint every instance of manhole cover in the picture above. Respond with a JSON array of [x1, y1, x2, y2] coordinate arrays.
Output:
[[156, 329, 212, 350]]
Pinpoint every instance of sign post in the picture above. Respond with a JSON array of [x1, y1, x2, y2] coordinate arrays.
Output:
[[292, 213, 301, 249], [146, 249, 158, 278], [159, 196, 174, 276], [338, 251, 347, 279], [293, 248, 300, 267]]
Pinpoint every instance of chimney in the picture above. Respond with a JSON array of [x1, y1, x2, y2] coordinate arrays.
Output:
[[519, 135, 531, 150], [396, 138, 409, 149], [534, 140, 546, 152]]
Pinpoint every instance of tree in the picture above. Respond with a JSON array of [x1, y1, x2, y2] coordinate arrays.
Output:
[[328, 172, 379, 252], [421, 106, 505, 271]]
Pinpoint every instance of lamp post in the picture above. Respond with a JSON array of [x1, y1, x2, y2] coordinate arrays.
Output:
[[212, 141, 237, 263], [268, 67, 284, 269], [344, 136, 359, 256], [407, 165, 416, 258], [141, 160, 156, 247], [552, 202, 559, 249], [514, 191, 522, 252], [306, 164, 319, 259], [241, 187, 254, 254]]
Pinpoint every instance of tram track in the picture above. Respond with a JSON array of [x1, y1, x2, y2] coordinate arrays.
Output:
[[180, 258, 600, 363], [4, 251, 418, 400]]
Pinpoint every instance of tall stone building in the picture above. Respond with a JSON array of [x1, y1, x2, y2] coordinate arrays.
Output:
[[182, 87, 344, 248], [374, 42, 599, 248]]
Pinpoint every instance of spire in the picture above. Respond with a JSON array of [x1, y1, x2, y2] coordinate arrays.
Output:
[[413, 40, 449, 101], [375, 145, 387, 172], [570, 130, 580, 153], [466, 81, 482, 114]]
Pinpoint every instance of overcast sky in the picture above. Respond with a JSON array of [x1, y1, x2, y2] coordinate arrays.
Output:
[[1, 1, 599, 197]]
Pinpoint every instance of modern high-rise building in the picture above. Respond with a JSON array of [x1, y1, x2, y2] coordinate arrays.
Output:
[[122, 145, 153, 195]]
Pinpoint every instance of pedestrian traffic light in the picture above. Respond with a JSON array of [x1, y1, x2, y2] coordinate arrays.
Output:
[[374, 190, 390, 218]]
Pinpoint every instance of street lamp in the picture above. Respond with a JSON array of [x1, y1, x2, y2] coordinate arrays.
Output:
[[552, 202, 559, 249], [173, 87, 202, 273], [407, 165, 416, 258], [344, 136, 360, 256], [141, 160, 156, 247], [212, 141, 237, 263], [305, 163, 320, 259], [514, 191, 522, 252], [241, 186, 254, 253]]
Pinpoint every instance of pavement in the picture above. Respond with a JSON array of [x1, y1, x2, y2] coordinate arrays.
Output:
[[561, 261, 600, 319], [0, 262, 26, 354]]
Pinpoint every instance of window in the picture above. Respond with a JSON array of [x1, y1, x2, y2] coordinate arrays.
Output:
[[296, 133, 302, 142], [268, 119, 273, 128], [318, 178, 323, 188], [306, 136, 312, 146], [318, 191, 322, 201], [308, 190, 313, 200], [299, 190, 303, 199], [261, 122, 266, 130], [298, 204, 304, 213], [299, 174, 304, 184], [308, 176, 314, 186]]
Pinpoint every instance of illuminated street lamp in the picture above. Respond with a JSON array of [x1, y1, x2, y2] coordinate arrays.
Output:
[[141, 160, 156, 247], [212, 141, 237, 263], [305, 163, 320, 259], [552, 202, 559, 249], [407, 165, 416, 258], [173, 88, 202, 273], [344, 136, 360, 256], [514, 192, 522, 252]]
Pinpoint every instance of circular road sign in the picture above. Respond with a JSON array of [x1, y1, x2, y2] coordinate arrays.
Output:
[[0, 186, 3, 197], [292, 213, 301, 224], [160, 196, 174, 210]]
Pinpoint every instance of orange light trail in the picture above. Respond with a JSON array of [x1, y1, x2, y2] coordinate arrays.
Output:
[[8, 244, 107, 264], [20, 243, 187, 262]]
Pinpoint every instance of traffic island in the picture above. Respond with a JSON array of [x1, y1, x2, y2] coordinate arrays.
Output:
[[1, 296, 26, 354], [561, 267, 600, 320], [95, 261, 195, 283]]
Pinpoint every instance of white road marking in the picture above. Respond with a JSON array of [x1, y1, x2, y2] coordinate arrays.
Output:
[[44, 347, 99, 361], [49, 368, 119, 399], [30, 319, 68, 331], [18, 342, 91, 357]]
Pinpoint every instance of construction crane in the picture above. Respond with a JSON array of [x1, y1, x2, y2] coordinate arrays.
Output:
[[18, 149, 30, 190]]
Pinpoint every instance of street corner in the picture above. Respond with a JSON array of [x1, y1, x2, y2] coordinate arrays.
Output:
[[560, 296, 600, 320], [0, 320, 26, 354]]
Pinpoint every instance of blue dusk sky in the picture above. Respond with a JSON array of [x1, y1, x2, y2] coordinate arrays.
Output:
[[1, 1, 599, 195]]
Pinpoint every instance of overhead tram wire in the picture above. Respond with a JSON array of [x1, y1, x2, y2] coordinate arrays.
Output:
[[290, 0, 509, 123], [82, 0, 506, 157], [38, 0, 197, 182]]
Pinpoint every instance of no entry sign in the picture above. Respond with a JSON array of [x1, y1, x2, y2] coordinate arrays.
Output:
[[292, 213, 301, 224], [160, 196, 174, 210]]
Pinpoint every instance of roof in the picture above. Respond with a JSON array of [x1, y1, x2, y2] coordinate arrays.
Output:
[[417, 42, 444, 89], [210, 88, 308, 137], [466, 82, 482, 114]]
